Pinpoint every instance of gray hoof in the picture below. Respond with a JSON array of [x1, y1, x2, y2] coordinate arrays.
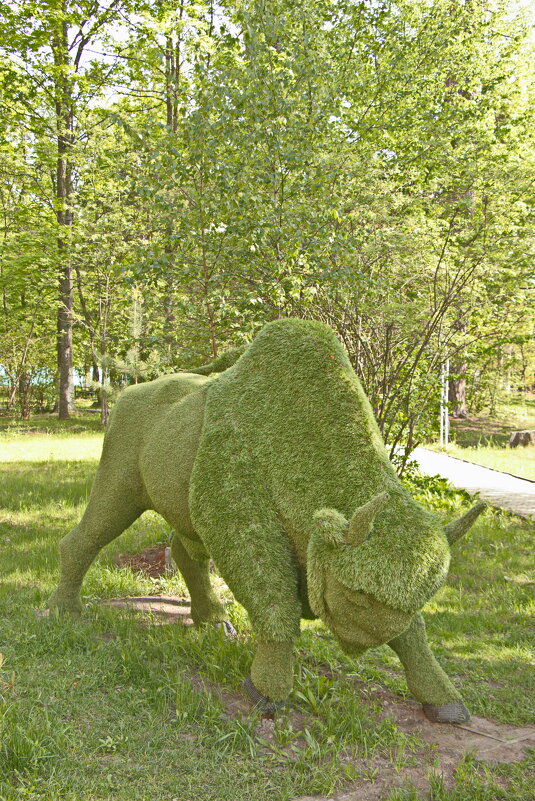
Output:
[[243, 676, 285, 716], [216, 620, 237, 638], [423, 701, 470, 723]]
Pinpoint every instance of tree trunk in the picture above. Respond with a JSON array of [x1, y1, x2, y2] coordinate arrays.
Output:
[[18, 371, 31, 420], [57, 256, 74, 419], [509, 430, 535, 447], [163, 14, 183, 356], [100, 364, 109, 426], [54, 12, 75, 419], [449, 363, 467, 418]]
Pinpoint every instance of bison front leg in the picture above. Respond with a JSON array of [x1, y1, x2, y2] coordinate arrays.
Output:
[[189, 451, 302, 713], [388, 613, 470, 724], [243, 640, 294, 714]]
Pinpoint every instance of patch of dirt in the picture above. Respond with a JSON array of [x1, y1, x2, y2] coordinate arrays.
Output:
[[315, 760, 439, 801], [114, 545, 172, 578], [188, 672, 252, 720], [96, 631, 118, 642], [187, 670, 456, 799], [350, 677, 535, 763], [297, 678, 535, 801], [101, 595, 193, 626], [186, 671, 310, 752]]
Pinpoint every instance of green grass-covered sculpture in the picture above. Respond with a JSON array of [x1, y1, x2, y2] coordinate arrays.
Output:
[[49, 319, 484, 723]]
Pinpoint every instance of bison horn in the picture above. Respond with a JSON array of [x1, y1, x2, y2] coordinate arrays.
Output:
[[346, 491, 388, 546], [444, 501, 486, 546]]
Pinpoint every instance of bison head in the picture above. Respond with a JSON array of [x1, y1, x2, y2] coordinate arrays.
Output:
[[307, 493, 485, 655]]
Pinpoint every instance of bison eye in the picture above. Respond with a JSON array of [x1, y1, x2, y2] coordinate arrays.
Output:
[[340, 585, 371, 609]]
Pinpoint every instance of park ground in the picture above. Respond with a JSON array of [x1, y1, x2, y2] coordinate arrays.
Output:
[[0, 411, 534, 801], [429, 395, 535, 482]]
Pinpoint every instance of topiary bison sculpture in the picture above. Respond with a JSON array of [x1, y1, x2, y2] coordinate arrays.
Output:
[[49, 319, 485, 722]]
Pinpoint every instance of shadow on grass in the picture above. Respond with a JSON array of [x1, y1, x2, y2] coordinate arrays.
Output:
[[0, 463, 94, 577], [450, 396, 535, 448], [0, 411, 104, 435], [451, 417, 515, 448], [0, 461, 95, 509], [0, 462, 171, 595]]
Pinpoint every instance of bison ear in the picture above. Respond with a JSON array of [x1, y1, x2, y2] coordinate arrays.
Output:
[[346, 492, 388, 546], [309, 508, 349, 618], [313, 508, 349, 546], [444, 501, 486, 546]]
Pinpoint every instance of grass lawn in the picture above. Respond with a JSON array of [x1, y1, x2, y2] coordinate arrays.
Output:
[[0, 419, 533, 800], [435, 443, 535, 482], [430, 395, 535, 481]]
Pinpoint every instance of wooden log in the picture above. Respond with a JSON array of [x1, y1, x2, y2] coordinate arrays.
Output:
[[509, 430, 535, 447]]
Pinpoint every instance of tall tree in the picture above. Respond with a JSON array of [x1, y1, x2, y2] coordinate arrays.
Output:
[[0, 0, 129, 417]]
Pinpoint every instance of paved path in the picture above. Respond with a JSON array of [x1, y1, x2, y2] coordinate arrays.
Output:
[[412, 447, 535, 520]]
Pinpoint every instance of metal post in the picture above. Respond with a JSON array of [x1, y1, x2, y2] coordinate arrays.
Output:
[[440, 359, 450, 449], [440, 362, 444, 448], [444, 357, 450, 449]]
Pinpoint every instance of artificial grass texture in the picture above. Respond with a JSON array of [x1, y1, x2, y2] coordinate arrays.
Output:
[[193, 319, 452, 616], [48, 319, 486, 712]]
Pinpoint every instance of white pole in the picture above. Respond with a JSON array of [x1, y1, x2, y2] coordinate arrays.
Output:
[[440, 362, 444, 448], [445, 358, 450, 450]]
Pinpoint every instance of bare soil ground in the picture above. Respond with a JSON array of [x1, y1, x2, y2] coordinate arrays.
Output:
[[114, 543, 170, 578], [103, 607, 533, 797], [105, 590, 535, 798]]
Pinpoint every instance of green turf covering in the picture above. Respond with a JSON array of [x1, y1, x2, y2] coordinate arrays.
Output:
[[49, 319, 484, 718]]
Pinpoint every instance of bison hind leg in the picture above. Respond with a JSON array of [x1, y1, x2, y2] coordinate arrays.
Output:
[[49, 467, 147, 615], [170, 533, 228, 627], [49, 508, 145, 615]]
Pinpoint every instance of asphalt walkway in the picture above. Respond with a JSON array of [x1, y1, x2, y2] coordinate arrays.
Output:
[[412, 447, 535, 520]]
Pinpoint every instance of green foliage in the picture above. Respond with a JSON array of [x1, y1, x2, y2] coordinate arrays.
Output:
[[1, 0, 533, 445], [0, 701, 69, 782], [403, 469, 474, 514]]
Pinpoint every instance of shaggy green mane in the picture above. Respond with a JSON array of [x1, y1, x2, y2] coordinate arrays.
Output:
[[190, 318, 449, 620]]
